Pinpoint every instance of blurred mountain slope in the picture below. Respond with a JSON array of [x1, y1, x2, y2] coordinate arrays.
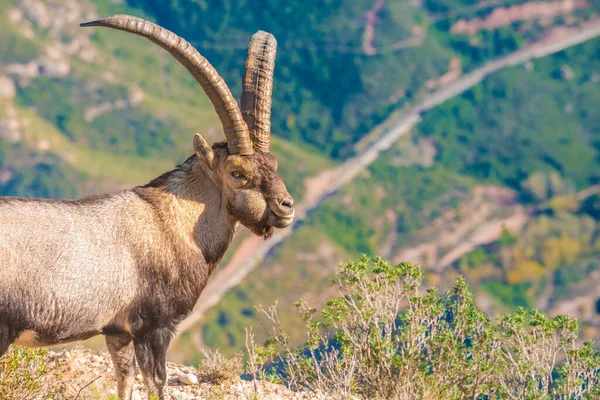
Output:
[[2, 0, 600, 364], [0, 0, 328, 198]]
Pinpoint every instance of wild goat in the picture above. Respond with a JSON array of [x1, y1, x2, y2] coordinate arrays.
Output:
[[0, 14, 294, 400]]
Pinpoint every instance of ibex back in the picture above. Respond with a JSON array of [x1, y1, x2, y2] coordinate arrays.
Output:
[[0, 15, 294, 400]]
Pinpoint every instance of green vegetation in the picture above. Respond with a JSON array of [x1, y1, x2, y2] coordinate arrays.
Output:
[[0, 139, 87, 199], [126, 0, 456, 157], [197, 30, 600, 357], [458, 177, 600, 312], [4, 0, 600, 370], [0, 347, 62, 399], [0, 0, 330, 199], [131, 0, 600, 159], [4, 257, 600, 399], [418, 42, 600, 190], [247, 256, 600, 399]]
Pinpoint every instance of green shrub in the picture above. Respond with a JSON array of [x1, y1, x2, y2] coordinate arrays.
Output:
[[0, 347, 62, 399], [249, 256, 600, 399]]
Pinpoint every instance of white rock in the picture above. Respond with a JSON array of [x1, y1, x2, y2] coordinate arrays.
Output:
[[560, 65, 574, 80], [4, 62, 39, 79], [131, 392, 142, 400], [79, 46, 99, 63], [129, 85, 145, 105], [38, 56, 70, 77], [0, 76, 16, 99], [74, 357, 87, 367], [7, 8, 23, 24], [177, 373, 198, 385], [22, 24, 35, 40]]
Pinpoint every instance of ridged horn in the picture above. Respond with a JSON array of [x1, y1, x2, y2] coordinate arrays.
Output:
[[80, 14, 254, 155], [241, 30, 277, 153]]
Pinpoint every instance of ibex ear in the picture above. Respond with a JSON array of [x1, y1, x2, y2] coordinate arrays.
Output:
[[194, 133, 215, 170]]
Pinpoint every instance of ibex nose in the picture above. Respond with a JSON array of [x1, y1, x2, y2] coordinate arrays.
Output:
[[276, 196, 295, 216]]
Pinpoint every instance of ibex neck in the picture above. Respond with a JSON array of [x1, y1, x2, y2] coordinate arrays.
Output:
[[136, 156, 236, 269]]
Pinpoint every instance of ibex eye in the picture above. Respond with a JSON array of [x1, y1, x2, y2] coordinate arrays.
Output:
[[231, 171, 243, 178]]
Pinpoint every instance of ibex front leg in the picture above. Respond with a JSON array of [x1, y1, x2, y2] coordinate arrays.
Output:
[[0, 325, 18, 359], [106, 334, 136, 400], [134, 328, 172, 400]]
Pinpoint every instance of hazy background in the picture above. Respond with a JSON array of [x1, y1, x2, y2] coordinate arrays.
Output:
[[1, 0, 600, 364]]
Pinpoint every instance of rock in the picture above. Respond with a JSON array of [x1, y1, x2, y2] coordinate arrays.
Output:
[[131, 391, 143, 400], [84, 102, 114, 122], [73, 357, 88, 369], [5, 62, 39, 79], [21, 0, 51, 29], [524, 61, 534, 72], [560, 65, 574, 80], [0, 76, 16, 99], [7, 8, 23, 23], [0, 169, 14, 184], [177, 373, 199, 385], [170, 388, 191, 400], [129, 85, 145, 105], [79, 46, 99, 63], [38, 56, 71, 77], [451, 0, 589, 35]]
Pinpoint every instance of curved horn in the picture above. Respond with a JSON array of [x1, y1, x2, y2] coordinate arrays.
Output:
[[80, 14, 254, 155], [241, 31, 277, 153]]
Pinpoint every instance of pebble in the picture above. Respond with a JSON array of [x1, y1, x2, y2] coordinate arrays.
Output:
[[177, 372, 199, 385], [23, 347, 320, 399], [75, 357, 87, 365], [171, 388, 195, 400]]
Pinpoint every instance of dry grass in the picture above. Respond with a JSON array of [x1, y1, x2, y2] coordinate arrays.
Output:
[[197, 348, 243, 385]]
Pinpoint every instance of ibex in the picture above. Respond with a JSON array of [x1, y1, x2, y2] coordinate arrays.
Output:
[[0, 15, 294, 400]]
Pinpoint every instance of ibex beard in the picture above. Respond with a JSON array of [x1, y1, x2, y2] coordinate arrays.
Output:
[[0, 15, 293, 400]]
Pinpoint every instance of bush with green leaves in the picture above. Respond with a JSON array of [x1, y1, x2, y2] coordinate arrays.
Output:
[[0, 347, 63, 400], [248, 256, 600, 399]]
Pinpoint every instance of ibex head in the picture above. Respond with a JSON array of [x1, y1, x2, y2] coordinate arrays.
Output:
[[197, 140, 294, 238], [81, 16, 294, 238]]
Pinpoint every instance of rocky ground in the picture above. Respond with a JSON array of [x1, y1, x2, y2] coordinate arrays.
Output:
[[24, 347, 321, 400]]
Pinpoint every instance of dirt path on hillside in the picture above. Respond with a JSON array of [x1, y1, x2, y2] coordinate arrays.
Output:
[[363, 0, 386, 55], [393, 184, 600, 272], [174, 21, 600, 340], [361, 0, 427, 55]]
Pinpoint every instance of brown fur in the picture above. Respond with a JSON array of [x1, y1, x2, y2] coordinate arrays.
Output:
[[0, 140, 294, 400]]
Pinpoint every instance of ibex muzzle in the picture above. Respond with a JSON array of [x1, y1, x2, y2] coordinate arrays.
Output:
[[0, 15, 293, 400]]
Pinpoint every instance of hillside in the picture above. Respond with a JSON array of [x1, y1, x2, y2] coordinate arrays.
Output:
[[2, 0, 600, 368], [162, 2, 600, 361], [0, 0, 328, 200]]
